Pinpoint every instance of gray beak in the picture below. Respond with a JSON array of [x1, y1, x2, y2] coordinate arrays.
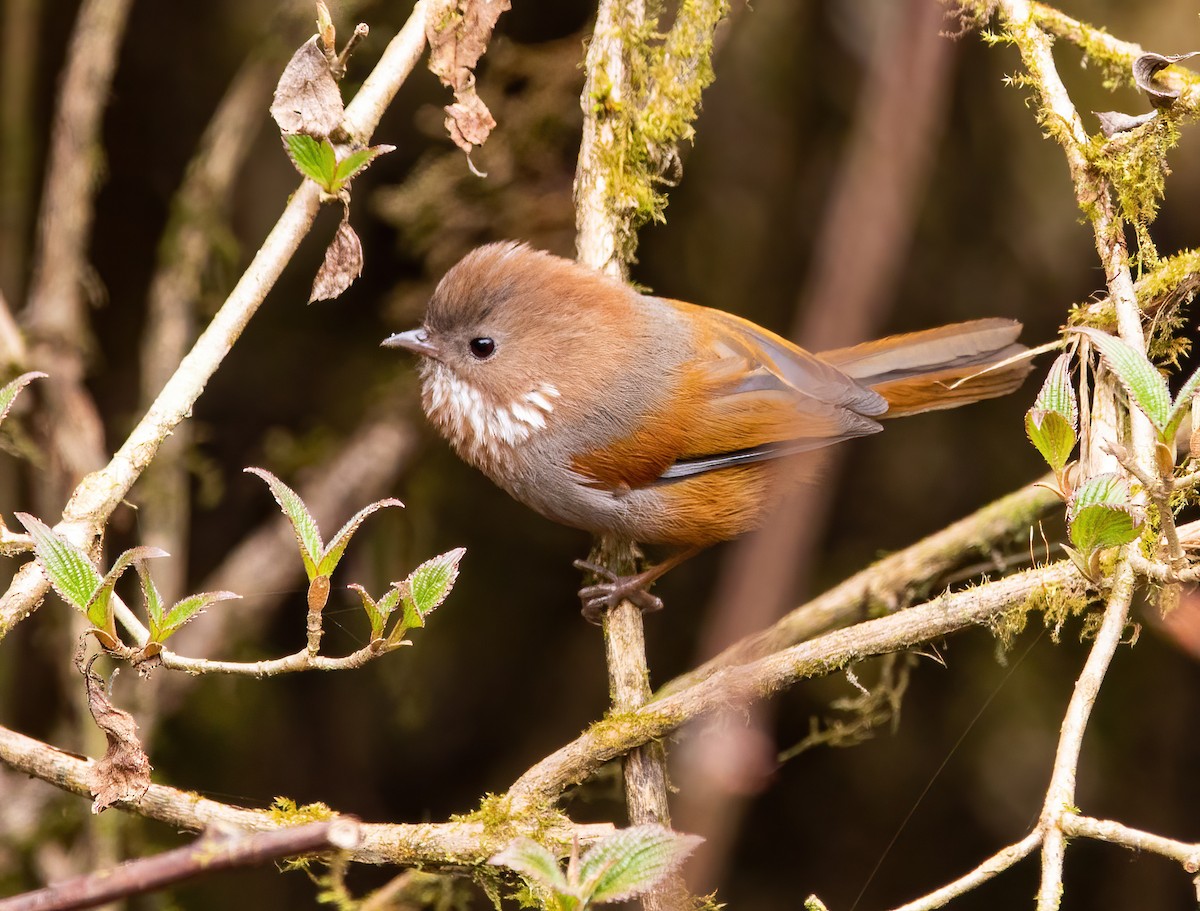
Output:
[[382, 328, 440, 359]]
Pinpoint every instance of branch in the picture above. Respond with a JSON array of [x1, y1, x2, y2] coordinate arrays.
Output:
[[661, 480, 1061, 696], [507, 561, 1084, 811], [887, 830, 1043, 911], [0, 819, 363, 911], [136, 57, 278, 603], [1036, 559, 1134, 908], [1031, 3, 1200, 110], [0, 0, 432, 639], [155, 411, 416, 707], [0, 723, 616, 868]]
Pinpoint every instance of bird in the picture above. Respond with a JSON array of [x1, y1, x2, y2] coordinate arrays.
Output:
[[383, 242, 1031, 619]]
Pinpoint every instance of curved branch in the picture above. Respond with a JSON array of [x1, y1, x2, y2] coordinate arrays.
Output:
[[0, 0, 432, 639], [507, 561, 1084, 811], [661, 481, 1061, 697], [0, 723, 615, 868]]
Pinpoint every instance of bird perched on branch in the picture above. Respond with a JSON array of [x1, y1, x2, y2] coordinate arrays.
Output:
[[385, 242, 1030, 619]]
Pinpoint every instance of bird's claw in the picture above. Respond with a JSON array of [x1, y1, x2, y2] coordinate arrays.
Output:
[[573, 559, 664, 623]]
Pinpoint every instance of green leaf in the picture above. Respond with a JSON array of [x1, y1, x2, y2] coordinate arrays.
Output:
[[1067, 473, 1143, 555], [580, 825, 704, 904], [16, 513, 102, 612], [1026, 410, 1077, 473], [315, 497, 404, 577], [1031, 352, 1078, 426], [403, 547, 465, 623], [0, 372, 46, 426], [284, 134, 337, 190], [1075, 327, 1171, 431], [137, 563, 165, 635], [158, 590, 240, 642], [331, 144, 395, 191], [84, 546, 168, 632], [349, 583, 404, 640], [1163, 361, 1200, 442], [490, 839, 570, 895], [246, 468, 323, 579]]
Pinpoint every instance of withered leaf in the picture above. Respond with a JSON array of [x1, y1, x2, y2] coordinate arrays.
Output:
[[426, 0, 510, 156], [310, 213, 363, 302], [1094, 109, 1157, 138], [85, 663, 151, 813], [1132, 51, 1200, 106], [427, 0, 510, 88], [445, 92, 497, 152], [271, 36, 344, 138]]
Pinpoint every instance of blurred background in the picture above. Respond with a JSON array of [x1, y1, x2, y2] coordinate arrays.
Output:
[[2, 0, 1200, 908]]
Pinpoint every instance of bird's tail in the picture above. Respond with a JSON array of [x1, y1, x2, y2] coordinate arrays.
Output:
[[818, 318, 1032, 418]]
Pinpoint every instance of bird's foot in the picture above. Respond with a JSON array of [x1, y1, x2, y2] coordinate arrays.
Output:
[[573, 559, 664, 624]]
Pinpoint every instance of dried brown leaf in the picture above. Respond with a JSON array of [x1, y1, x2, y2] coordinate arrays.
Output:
[[426, 0, 510, 154], [85, 662, 151, 813], [445, 91, 497, 152], [271, 36, 344, 138], [1094, 109, 1157, 137], [310, 214, 363, 302], [1132, 51, 1200, 105]]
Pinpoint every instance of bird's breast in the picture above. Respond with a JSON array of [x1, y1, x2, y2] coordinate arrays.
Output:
[[420, 361, 563, 478]]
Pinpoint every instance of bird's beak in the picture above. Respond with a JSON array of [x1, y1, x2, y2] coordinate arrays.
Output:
[[382, 328, 440, 360]]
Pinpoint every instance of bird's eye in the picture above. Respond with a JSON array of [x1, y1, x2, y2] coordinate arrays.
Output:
[[469, 337, 496, 359]]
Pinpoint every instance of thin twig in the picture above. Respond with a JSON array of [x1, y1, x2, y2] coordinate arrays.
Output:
[[156, 411, 416, 707], [1060, 814, 1200, 871], [575, 2, 692, 909], [1036, 560, 1135, 909], [0, 819, 363, 911], [887, 830, 1043, 911], [661, 481, 1061, 697], [0, 0, 432, 639], [507, 561, 1085, 811], [0, 723, 615, 867], [136, 58, 277, 604]]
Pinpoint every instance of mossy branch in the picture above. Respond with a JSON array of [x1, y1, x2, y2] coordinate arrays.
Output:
[[576, 0, 729, 273]]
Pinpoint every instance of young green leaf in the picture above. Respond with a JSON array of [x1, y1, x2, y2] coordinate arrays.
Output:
[[158, 590, 240, 642], [580, 825, 704, 904], [404, 547, 466, 622], [84, 546, 168, 632], [16, 513, 103, 611], [349, 583, 404, 640], [0, 372, 47, 426], [246, 468, 324, 579], [490, 839, 571, 896], [137, 562, 165, 631], [1026, 410, 1077, 473], [284, 134, 338, 191], [1074, 327, 1171, 431], [316, 497, 404, 577], [1067, 473, 1143, 556], [331, 144, 395, 191], [1163, 361, 1200, 442]]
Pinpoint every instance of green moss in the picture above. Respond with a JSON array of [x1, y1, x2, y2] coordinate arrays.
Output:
[[268, 796, 336, 824], [993, 581, 1093, 649], [1086, 113, 1182, 274], [589, 0, 729, 262], [1071, 25, 1135, 92]]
